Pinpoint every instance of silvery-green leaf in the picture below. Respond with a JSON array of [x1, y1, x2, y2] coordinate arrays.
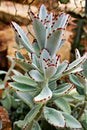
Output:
[[44, 106, 65, 128], [57, 39, 66, 51], [46, 13, 53, 36], [69, 74, 84, 95], [76, 73, 86, 90], [15, 52, 25, 59], [31, 53, 39, 68], [75, 48, 81, 59], [69, 74, 84, 88], [0, 79, 4, 89], [54, 97, 71, 113], [0, 71, 7, 75], [76, 73, 87, 95], [31, 121, 41, 130], [40, 48, 51, 61], [63, 95, 74, 102], [51, 60, 69, 81], [53, 83, 72, 96], [83, 60, 87, 78], [23, 104, 43, 129], [63, 112, 82, 128], [73, 95, 85, 101], [70, 67, 83, 73], [63, 56, 86, 75], [32, 40, 40, 55], [48, 80, 57, 91], [13, 58, 37, 72], [46, 29, 64, 57], [52, 13, 69, 30], [14, 120, 24, 129], [39, 49, 51, 72], [12, 75, 37, 86], [39, 4, 47, 20], [12, 69, 23, 76], [29, 70, 44, 82], [33, 18, 46, 49], [9, 82, 37, 92], [11, 22, 34, 53], [45, 65, 57, 78], [34, 83, 52, 103], [17, 91, 34, 108]]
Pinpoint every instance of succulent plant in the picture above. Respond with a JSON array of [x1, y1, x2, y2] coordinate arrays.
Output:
[[4, 4, 87, 130]]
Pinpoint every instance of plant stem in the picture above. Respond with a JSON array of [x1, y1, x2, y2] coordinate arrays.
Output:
[[24, 104, 44, 130], [77, 97, 87, 121], [3, 59, 15, 86]]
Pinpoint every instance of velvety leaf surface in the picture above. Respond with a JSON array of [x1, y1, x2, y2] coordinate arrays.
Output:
[[54, 97, 71, 113], [31, 121, 41, 130], [12, 75, 37, 86], [44, 106, 65, 128], [53, 83, 72, 96], [34, 84, 52, 103], [9, 82, 37, 92], [63, 112, 82, 128], [11, 22, 34, 53], [16, 91, 34, 108]]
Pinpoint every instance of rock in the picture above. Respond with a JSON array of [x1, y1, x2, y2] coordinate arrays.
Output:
[[0, 1, 37, 24], [0, 106, 12, 130]]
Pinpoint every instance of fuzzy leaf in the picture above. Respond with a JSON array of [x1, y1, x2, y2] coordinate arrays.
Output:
[[51, 60, 69, 81], [46, 29, 64, 57], [54, 97, 71, 113], [45, 65, 57, 78], [31, 53, 39, 68], [23, 104, 43, 129], [63, 56, 86, 75], [53, 83, 72, 96], [0, 71, 7, 75], [12, 75, 37, 86], [52, 13, 69, 30], [15, 52, 25, 59], [46, 13, 53, 36], [32, 40, 40, 55], [12, 69, 23, 76], [14, 120, 24, 129], [17, 91, 34, 108], [76, 73, 87, 95], [75, 48, 81, 59], [34, 83, 52, 103], [39, 49, 50, 72], [44, 106, 65, 128], [11, 22, 34, 53], [69, 74, 85, 95], [48, 81, 56, 91], [29, 70, 44, 82], [9, 82, 37, 92], [63, 112, 82, 128], [33, 18, 46, 49], [39, 4, 47, 20], [31, 121, 41, 130], [83, 60, 87, 78], [0, 79, 4, 89], [63, 95, 74, 102], [14, 58, 37, 72]]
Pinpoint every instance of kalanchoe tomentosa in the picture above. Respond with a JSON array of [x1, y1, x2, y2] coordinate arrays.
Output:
[[12, 5, 85, 103], [9, 4, 87, 129]]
